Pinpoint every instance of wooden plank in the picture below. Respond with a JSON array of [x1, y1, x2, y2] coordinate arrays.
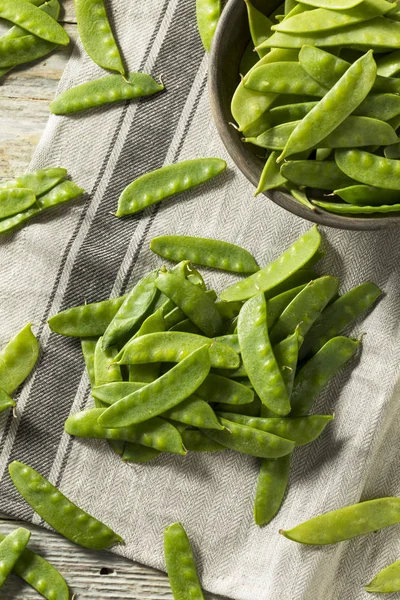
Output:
[[61, 0, 76, 23]]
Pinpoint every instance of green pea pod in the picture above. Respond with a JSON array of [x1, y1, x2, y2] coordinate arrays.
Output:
[[300, 282, 381, 359], [266, 284, 308, 329], [280, 161, 355, 190], [0, 188, 36, 218], [335, 184, 400, 206], [297, 0, 364, 7], [244, 61, 328, 96], [220, 226, 321, 302], [273, 330, 301, 398], [245, 0, 273, 56], [255, 150, 287, 194], [65, 408, 186, 454], [255, 454, 292, 526], [49, 296, 126, 337], [281, 497, 400, 545], [0, 388, 16, 413], [196, 0, 221, 52], [204, 417, 295, 458], [164, 523, 205, 600], [122, 443, 161, 463], [0, 167, 67, 196], [240, 40, 259, 76], [116, 332, 240, 370], [0, 0, 69, 45], [0, 530, 69, 599], [195, 373, 254, 404], [80, 338, 97, 388], [116, 158, 226, 217], [164, 396, 223, 430], [9, 461, 123, 549], [216, 396, 262, 417], [74, 0, 124, 74], [0, 528, 31, 588], [0, 324, 39, 395], [336, 149, 400, 190], [127, 308, 165, 383], [93, 336, 122, 386], [215, 300, 243, 321], [102, 270, 158, 349], [99, 346, 211, 427], [365, 559, 400, 593], [92, 381, 145, 403], [376, 48, 400, 77], [181, 429, 226, 452], [266, 268, 318, 299], [155, 272, 223, 337]]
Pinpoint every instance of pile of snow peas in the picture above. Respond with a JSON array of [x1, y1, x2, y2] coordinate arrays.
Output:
[[48, 226, 381, 527], [233, 0, 400, 216]]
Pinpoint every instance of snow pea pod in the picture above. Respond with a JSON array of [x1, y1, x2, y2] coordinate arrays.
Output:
[[0, 388, 16, 413], [313, 200, 400, 214], [216, 396, 262, 416], [93, 336, 122, 386], [281, 497, 400, 545], [376, 49, 400, 77], [170, 319, 201, 334], [0, 189, 36, 219], [280, 161, 354, 190], [9, 461, 123, 549], [116, 332, 240, 369], [81, 338, 97, 387], [335, 184, 400, 206], [182, 429, 226, 452], [0, 167, 67, 196], [196, 373, 254, 404], [266, 284, 307, 329], [245, 0, 273, 56], [74, 0, 124, 74], [238, 293, 290, 415], [126, 308, 165, 383], [214, 334, 240, 353], [0, 32, 57, 69], [291, 336, 360, 415], [163, 396, 223, 430], [244, 62, 328, 96], [300, 282, 381, 359], [365, 560, 400, 593], [204, 417, 295, 458], [122, 443, 161, 463], [65, 408, 186, 454], [150, 235, 259, 274], [99, 346, 211, 427], [50, 72, 163, 115], [116, 158, 226, 217], [196, 0, 221, 52], [355, 94, 400, 121], [268, 101, 318, 126], [255, 150, 287, 194], [155, 272, 223, 337], [0, 528, 30, 589], [297, 0, 363, 7], [384, 142, 400, 159], [221, 227, 321, 303], [336, 149, 400, 190], [102, 270, 158, 349], [0, 530, 69, 599], [0, 0, 69, 45], [255, 454, 291, 526], [49, 295, 126, 337], [273, 330, 300, 398], [164, 523, 205, 600], [240, 40, 259, 76], [92, 381, 145, 403], [0, 180, 84, 235], [278, 52, 376, 161], [0, 324, 39, 395]]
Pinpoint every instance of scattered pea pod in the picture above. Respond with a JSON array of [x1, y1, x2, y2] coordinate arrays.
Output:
[[365, 559, 400, 594], [164, 523, 205, 600], [49, 295, 126, 337], [255, 455, 292, 526], [0, 189, 36, 218], [0, 324, 39, 395]]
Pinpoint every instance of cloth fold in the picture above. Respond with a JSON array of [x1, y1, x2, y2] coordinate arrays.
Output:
[[1, 1, 400, 598]]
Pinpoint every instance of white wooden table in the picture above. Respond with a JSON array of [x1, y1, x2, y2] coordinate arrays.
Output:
[[0, 2, 221, 598]]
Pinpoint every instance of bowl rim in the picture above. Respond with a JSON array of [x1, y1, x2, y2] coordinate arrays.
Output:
[[208, 0, 400, 231]]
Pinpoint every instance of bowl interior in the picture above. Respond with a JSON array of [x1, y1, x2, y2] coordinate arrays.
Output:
[[208, 0, 400, 231]]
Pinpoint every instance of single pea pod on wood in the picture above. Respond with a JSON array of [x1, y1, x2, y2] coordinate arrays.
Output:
[[220, 226, 321, 302], [0, 188, 36, 218], [365, 559, 400, 594], [255, 454, 292, 526], [50, 73, 163, 115], [196, 0, 221, 52], [0, 324, 39, 395], [116, 158, 226, 217], [0, 530, 69, 599], [336, 149, 400, 190], [8, 461, 123, 550], [150, 235, 259, 274], [164, 523, 205, 600], [0, 528, 31, 589], [0, 0, 69, 45], [280, 497, 400, 545]]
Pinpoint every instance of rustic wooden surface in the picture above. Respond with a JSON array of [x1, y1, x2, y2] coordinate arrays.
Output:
[[0, 2, 222, 598]]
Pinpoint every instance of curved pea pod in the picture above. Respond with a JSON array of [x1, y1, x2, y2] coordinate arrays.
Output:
[[155, 272, 223, 337], [217, 413, 333, 446], [0, 324, 39, 395], [0, 528, 31, 588], [196, 0, 221, 52], [196, 373, 254, 404], [0, 33, 57, 70], [238, 293, 290, 416], [244, 62, 328, 96], [50, 73, 163, 115], [182, 429, 226, 452], [336, 149, 400, 190], [0, 167, 67, 196], [335, 184, 400, 206], [116, 158, 226, 217], [99, 346, 211, 427], [49, 295, 126, 337], [299, 282, 381, 360], [245, 0, 273, 56], [203, 417, 295, 458], [376, 48, 400, 77], [65, 408, 185, 454], [9, 461, 123, 549], [365, 560, 400, 594], [269, 276, 339, 345], [117, 332, 239, 370], [220, 226, 321, 302], [313, 200, 400, 214], [0, 530, 69, 599], [102, 270, 158, 349], [273, 0, 392, 33], [122, 443, 161, 463], [291, 337, 359, 415], [277, 52, 376, 161], [164, 523, 205, 600], [355, 94, 400, 122], [164, 396, 223, 430], [74, 0, 124, 74], [255, 150, 287, 194], [258, 17, 400, 50], [150, 235, 259, 274], [255, 454, 292, 526], [266, 283, 307, 329], [280, 497, 400, 545], [280, 161, 355, 191], [0, 0, 69, 45], [0, 188, 36, 218]]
